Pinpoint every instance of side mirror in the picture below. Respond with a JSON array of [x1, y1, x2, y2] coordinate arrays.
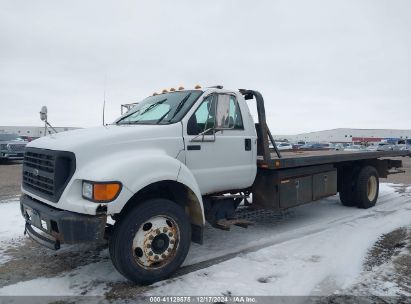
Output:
[[215, 95, 234, 130]]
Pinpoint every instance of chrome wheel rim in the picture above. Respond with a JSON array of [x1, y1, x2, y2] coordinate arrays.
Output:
[[132, 215, 180, 269], [367, 175, 377, 201]]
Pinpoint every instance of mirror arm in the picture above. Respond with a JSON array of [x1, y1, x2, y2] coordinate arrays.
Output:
[[203, 127, 216, 136], [190, 127, 216, 142]]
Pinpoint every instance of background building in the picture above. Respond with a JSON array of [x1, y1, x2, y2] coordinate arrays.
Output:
[[283, 128, 411, 144], [2, 126, 410, 145], [0, 126, 79, 139]]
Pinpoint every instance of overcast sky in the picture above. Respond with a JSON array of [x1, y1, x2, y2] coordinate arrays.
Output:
[[0, 0, 410, 134]]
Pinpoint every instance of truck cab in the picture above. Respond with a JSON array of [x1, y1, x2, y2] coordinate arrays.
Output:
[[116, 87, 258, 194], [20, 86, 260, 282]]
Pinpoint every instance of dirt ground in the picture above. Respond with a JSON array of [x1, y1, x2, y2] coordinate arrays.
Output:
[[380, 156, 411, 184], [0, 160, 22, 201]]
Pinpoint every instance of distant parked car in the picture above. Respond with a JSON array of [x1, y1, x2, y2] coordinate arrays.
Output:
[[297, 143, 328, 150], [0, 134, 27, 161], [299, 143, 313, 149], [292, 143, 304, 149], [333, 143, 345, 151], [376, 142, 395, 151], [366, 145, 379, 151], [19, 136, 39, 142], [319, 143, 334, 150], [311, 143, 329, 149], [344, 144, 366, 152], [275, 142, 293, 150], [397, 144, 411, 151]]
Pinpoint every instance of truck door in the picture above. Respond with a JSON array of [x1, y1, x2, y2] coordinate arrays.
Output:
[[183, 93, 256, 194]]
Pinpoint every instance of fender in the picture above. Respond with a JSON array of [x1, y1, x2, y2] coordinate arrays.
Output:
[[70, 149, 204, 223], [177, 162, 205, 225]]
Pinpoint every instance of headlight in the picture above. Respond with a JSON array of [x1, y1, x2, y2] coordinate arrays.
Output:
[[82, 181, 94, 200], [82, 181, 122, 203]]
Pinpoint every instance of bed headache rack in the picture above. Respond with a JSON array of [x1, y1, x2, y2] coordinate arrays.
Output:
[[239, 89, 282, 162]]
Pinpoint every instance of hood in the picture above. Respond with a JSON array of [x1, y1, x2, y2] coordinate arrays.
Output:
[[27, 123, 184, 156]]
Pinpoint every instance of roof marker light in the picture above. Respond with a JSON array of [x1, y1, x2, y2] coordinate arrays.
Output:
[[162, 89, 168, 93], [170, 88, 176, 92], [178, 86, 185, 90], [194, 84, 202, 89]]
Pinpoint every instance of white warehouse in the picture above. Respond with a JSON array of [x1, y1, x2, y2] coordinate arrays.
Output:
[[287, 128, 411, 144], [0, 126, 79, 138]]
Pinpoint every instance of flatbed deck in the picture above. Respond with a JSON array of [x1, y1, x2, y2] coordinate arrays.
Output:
[[258, 150, 410, 169]]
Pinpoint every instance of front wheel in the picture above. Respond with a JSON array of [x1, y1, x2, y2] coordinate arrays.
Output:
[[109, 198, 191, 284]]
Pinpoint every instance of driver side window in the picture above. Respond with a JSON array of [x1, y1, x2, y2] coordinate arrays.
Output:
[[187, 95, 216, 135], [187, 94, 244, 135]]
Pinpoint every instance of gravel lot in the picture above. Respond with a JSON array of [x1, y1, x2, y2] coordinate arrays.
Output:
[[0, 160, 22, 201], [381, 156, 411, 184]]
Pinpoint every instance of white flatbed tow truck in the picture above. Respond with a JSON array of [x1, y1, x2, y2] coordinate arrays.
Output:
[[20, 86, 409, 284]]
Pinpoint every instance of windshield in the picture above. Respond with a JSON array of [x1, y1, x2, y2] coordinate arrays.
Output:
[[0, 134, 21, 141], [116, 90, 202, 125]]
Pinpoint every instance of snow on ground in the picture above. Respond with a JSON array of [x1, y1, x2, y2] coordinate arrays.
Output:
[[0, 184, 410, 298], [146, 185, 411, 296], [0, 250, 124, 296], [345, 227, 411, 298], [0, 197, 23, 241], [0, 197, 24, 264]]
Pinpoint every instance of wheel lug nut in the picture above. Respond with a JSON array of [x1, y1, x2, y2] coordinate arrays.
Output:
[[170, 240, 174, 244], [161, 254, 166, 259], [168, 233, 173, 237], [163, 228, 168, 233], [146, 244, 151, 248], [154, 255, 159, 260], [148, 251, 153, 256], [167, 248, 172, 252], [149, 235, 154, 240], [156, 229, 160, 235]]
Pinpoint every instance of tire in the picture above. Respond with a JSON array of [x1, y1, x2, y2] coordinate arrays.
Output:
[[339, 168, 356, 207], [109, 198, 191, 284], [354, 166, 379, 209]]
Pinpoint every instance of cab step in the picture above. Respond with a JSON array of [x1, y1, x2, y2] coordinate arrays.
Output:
[[214, 218, 254, 231]]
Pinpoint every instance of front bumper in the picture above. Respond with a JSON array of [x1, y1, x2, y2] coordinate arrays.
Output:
[[20, 194, 106, 250]]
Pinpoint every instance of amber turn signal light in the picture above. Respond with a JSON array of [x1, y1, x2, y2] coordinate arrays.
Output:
[[82, 181, 122, 202]]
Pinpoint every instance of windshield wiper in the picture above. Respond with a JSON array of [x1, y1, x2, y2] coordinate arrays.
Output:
[[155, 109, 172, 124], [169, 93, 192, 122], [139, 99, 167, 116], [117, 99, 167, 125]]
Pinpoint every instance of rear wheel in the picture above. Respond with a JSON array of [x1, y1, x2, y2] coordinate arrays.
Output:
[[109, 198, 191, 284], [354, 166, 379, 209], [339, 168, 356, 207]]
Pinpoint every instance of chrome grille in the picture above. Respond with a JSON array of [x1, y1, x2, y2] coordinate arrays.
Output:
[[8, 143, 26, 152]]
